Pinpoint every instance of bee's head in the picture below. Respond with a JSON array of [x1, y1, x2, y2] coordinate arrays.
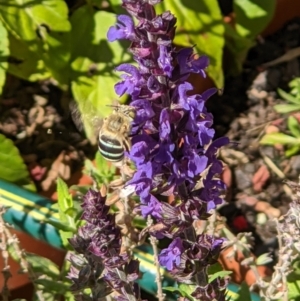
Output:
[[126, 107, 136, 120], [109, 104, 136, 120]]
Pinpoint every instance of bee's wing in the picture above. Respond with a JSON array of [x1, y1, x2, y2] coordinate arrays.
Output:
[[69, 100, 104, 145], [69, 100, 85, 133]]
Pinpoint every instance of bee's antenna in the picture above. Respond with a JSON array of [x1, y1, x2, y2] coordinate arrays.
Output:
[[106, 104, 123, 111], [106, 104, 119, 107]]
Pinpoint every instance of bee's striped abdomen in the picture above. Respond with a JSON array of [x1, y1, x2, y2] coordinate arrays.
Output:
[[98, 134, 124, 162]]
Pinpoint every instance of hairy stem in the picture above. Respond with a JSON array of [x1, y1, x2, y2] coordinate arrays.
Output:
[[147, 216, 165, 301]]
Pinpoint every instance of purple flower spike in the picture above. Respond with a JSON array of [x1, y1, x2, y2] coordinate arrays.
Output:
[[158, 237, 184, 271], [107, 15, 135, 42], [106, 0, 229, 298], [68, 189, 142, 299]]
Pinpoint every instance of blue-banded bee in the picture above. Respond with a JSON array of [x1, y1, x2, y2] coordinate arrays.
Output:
[[98, 105, 136, 164]]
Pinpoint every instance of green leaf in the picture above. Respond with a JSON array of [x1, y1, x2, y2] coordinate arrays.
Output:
[[62, 292, 75, 301], [30, 0, 70, 32], [41, 28, 71, 87], [7, 32, 50, 81], [288, 259, 300, 277], [0, 0, 70, 42], [156, 0, 225, 88], [163, 286, 179, 293], [209, 271, 232, 283], [235, 282, 252, 301], [35, 1, 71, 86], [59, 230, 74, 249], [288, 116, 300, 138], [277, 88, 300, 104], [274, 104, 300, 114], [0, 20, 9, 95], [260, 133, 300, 145], [287, 281, 300, 301], [163, 283, 197, 301], [68, 184, 90, 197], [225, 0, 275, 75], [287, 260, 300, 300], [94, 152, 116, 183], [224, 22, 254, 74], [70, 6, 131, 139], [289, 78, 300, 98], [44, 216, 76, 233], [107, 0, 126, 14], [22, 182, 36, 192], [56, 177, 73, 212], [32, 293, 55, 301], [2, 0, 71, 84], [35, 279, 71, 294], [84, 157, 115, 185], [207, 262, 232, 283], [0, 134, 30, 183], [95, 152, 111, 174], [0, 0, 37, 41], [233, 0, 276, 39], [107, 0, 122, 7], [56, 178, 77, 247], [178, 283, 197, 301], [26, 253, 60, 278], [285, 144, 300, 158], [255, 253, 273, 266], [132, 214, 147, 229], [88, 0, 104, 8]]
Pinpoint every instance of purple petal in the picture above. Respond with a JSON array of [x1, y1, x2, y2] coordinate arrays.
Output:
[[107, 15, 135, 42], [187, 153, 208, 178], [158, 237, 184, 271], [158, 44, 173, 77]]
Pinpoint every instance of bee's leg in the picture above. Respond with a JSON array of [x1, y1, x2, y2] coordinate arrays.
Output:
[[122, 134, 131, 151], [121, 161, 135, 178], [109, 177, 125, 189], [112, 158, 134, 181]]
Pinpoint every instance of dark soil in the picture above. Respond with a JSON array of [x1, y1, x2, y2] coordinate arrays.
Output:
[[211, 17, 300, 263], [0, 78, 97, 193], [2, 14, 300, 293]]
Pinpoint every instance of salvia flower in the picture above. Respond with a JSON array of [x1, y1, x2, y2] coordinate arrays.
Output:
[[107, 15, 136, 42], [108, 0, 229, 299], [68, 188, 144, 301], [158, 237, 184, 271], [158, 235, 224, 275], [109, 2, 229, 222]]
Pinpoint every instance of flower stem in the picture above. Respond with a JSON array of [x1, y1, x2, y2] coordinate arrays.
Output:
[[147, 216, 165, 301]]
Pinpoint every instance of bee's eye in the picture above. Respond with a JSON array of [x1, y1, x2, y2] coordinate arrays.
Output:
[[129, 112, 135, 119]]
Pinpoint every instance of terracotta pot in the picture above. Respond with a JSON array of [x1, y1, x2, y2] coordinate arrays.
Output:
[[262, 0, 300, 36], [191, 0, 300, 95], [0, 229, 66, 300], [219, 246, 272, 286]]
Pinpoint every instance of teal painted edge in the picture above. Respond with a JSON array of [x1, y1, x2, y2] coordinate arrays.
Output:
[[0, 180, 58, 209], [3, 206, 62, 249], [0, 179, 62, 249]]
